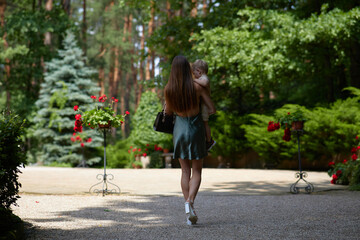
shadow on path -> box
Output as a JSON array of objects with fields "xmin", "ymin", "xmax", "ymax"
[{"xmin": 19, "ymin": 190, "xmax": 360, "ymax": 240}]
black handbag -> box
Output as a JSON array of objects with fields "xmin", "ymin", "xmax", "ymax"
[{"xmin": 153, "ymin": 105, "xmax": 175, "ymax": 134}]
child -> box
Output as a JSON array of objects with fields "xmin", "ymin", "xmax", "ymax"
[{"xmin": 192, "ymin": 59, "xmax": 216, "ymax": 151}]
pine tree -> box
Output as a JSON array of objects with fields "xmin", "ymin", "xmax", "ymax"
[{"xmin": 33, "ymin": 30, "xmax": 102, "ymax": 166}]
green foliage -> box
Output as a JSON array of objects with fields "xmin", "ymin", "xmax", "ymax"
[
  {"xmin": 192, "ymin": 6, "xmax": 360, "ymax": 110},
  {"xmin": 129, "ymin": 91, "xmax": 172, "ymax": 151},
  {"xmin": 106, "ymin": 140, "xmax": 131, "ymax": 168},
  {"xmin": 32, "ymin": 31, "xmax": 102, "ymax": 166},
  {"xmin": 1, "ymin": 5, "xmax": 72, "ymax": 118},
  {"xmin": 242, "ymin": 113, "xmax": 297, "ymax": 167},
  {"xmin": 80, "ymin": 99, "xmax": 126, "ymax": 129},
  {"xmin": 242, "ymin": 96, "xmax": 360, "ymax": 167},
  {"xmin": 0, "ymin": 111, "xmax": 26, "ymax": 210},
  {"xmin": 149, "ymin": 151, "xmax": 164, "ymax": 169},
  {"xmin": 210, "ymin": 111, "xmax": 247, "ymax": 157}
]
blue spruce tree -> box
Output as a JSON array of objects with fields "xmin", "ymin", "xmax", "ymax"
[{"xmin": 34, "ymin": 30, "xmax": 102, "ymax": 166}]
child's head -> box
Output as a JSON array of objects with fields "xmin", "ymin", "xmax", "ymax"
[{"xmin": 192, "ymin": 59, "xmax": 208, "ymax": 78}]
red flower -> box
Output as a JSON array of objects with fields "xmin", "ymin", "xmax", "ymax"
[
  {"xmin": 81, "ymin": 143, "xmax": 85, "ymax": 147},
  {"xmin": 146, "ymin": 144, "xmax": 150, "ymax": 147},
  {"xmin": 328, "ymin": 161, "xmax": 335, "ymax": 167},
  {"xmin": 86, "ymin": 138, "xmax": 92, "ymax": 143},
  {"xmin": 331, "ymin": 179, "xmax": 336, "ymax": 184},
  {"xmin": 75, "ymin": 114, "xmax": 82, "ymax": 120},
  {"xmin": 274, "ymin": 122, "xmax": 280, "ymax": 130},
  {"xmin": 357, "ymin": 146, "xmax": 360, "ymax": 150},
  {"xmin": 351, "ymin": 147, "xmax": 357, "ymax": 153},
  {"xmin": 336, "ymin": 170, "xmax": 342, "ymax": 176},
  {"xmin": 76, "ymin": 136, "xmax": 81, "ymax": 140},
  {"xmin": 145, "ymin": 148, "xmax": 148, "ymax": 151},
  {"xmin": 267, "ymin": 121, "xmax": 276, "ymax": 132},
  {"xmin": 282, "ymin": 128, "xmax": 291, "ymax": 142},
  {"xmin": 343, "ymin": 159, "xmax": 348, "ymax": 164},
  {"xmin": 351, "ymin": 154, "xmax": 357, "ymax": 161},
  {"xmin": 332, "ymin": 174, "xmax": 338, "ymax": 181},
  {"xmin": 115, "ymin": 99, "xmax": 118, "ymax": 103},
  {"xmin": 125, "ymin": 111, "xmax": 130, "ymax": 115},
  {"xmin": 71, "ymin": 137, "xmax": 75, "ymax": 142},
  {"xmin": 90, "ymin": 95, "xmax": 97, "ymax": 99},
  {"xmin": 74, "ymin": 105, "xmax": 79, "ymax": 111},
  {"xmin": 138, "ymin": 149, "xmax": 141, "ymax": 152},
  {"xmin": 287, "ymin": 112, "xmax": 290, "ymax": 115},
  {"xmin": 143, "ymin": 153, "xmax": 147, "ymax": 157},
  {"xmin": 128, "ymin": 150, "xmax": 131, "ymax": 153},
  {"xmin": 130, "ymin": 146, "xmax": 133, "ymax": 148},
  {"xmin": 356, "ymin": 136, "xmax": 359, "ymax": 140},
  {"xmin": 73, "ymin": 133, "xmax": 76, "ymax": 136},
  {"xmin": 132, "ymin": 149, "xmax": 136, "ymax": 152}
]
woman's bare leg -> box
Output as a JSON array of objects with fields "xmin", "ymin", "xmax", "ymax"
[
  {"xmin": 188, "ymin": 159, "xmax": 203, "ymax": 203},
  {"xmin": 179, "ymin": 158, "xmax": 191, "ymax": 201}
]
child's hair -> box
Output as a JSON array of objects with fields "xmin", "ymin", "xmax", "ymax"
[{"xmin": 192, "ymin": 59, "xmax": 208, "ymax": 75}]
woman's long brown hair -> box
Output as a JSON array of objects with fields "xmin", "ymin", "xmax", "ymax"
[{"xmin": 165, "ymin": 56, "xmax": 198, "ymax": 113}]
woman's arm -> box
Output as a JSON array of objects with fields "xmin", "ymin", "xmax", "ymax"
[{"xmin": 195, "ymin": 83, "xmax": 216, "ymax": 115}]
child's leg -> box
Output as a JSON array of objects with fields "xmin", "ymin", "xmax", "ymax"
[{"xmin": 204, "ymin": 121, "xmax": 211, "ymax": 142}]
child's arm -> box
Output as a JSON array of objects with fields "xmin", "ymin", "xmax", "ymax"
[{"xmin": 194, "ymin": 76, "xmax": 210, "ymax": 89}]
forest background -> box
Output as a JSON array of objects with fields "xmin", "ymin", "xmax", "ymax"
[{"xmin": 1, "ymin": 0, "xmax": 360, "ymax": 170}]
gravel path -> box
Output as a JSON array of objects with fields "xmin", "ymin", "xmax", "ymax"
[
  {"xmin": 12, "ymin": 167, "xmax": 360, "ymax": 239},
  {"xmin": 14, "ymin": 191, "xmax": 360, "ymax": 240}
]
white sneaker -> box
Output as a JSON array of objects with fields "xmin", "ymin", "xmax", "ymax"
[{"xmin": 185, "ymin": 201, "xmax": 197, "ymax": 224}]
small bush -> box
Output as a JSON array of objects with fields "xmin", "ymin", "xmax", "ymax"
[
  {"xmin": 106, "ymin": 140, "xmax": 131, "ymax": 168},
  {"xmin": 0, "ymin": 111, "xmax": 27, "ymax": 210},
  {"xmin": 149, "ymin": 151, "xmax": 164, "ymax": 168}
]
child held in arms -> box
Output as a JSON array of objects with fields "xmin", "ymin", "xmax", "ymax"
[{"xmin": 192, "ymin": 59, "xmax": 216, "ymax": 151}]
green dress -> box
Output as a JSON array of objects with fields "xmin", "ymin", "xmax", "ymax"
[{"xmin": 173, "ymin": 113, "xmax": 207, "ymax": 160}]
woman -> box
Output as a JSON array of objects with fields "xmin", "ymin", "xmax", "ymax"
[{"xmin": 165, "ymin": 55, "xmax": 216, "ymax": 225}]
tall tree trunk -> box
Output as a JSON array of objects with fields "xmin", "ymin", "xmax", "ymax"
[
  {"xmin": 0, "ymin": 0, "xmax": 10, "ymax": 110},
  {"xmin": 166, "ymin": 0, "xmax": 172, "ymax": 19},
  {"xmin": 44, "ymin": 0, "xmax": 52, "ymax": 45},
  {"xmin": 136, "ymin": 24, "xmax": 145, "ymax": 107},
  {"xmin": 203, "ymin": 0, "xmax": 207, "ymax": 15},
  {"xmin": 146, "ymin": 1, "xmax": 154, "ymax": 82},
  {"xmin": 82, "ymin": 0, "xmax": 87, "ymax": 56},
  {"xmin": 176, "ymin": 1, "xmax": 183, "ymax": 17},
  {"xmin": 191, "ymin": 0, "xmax": 197, "ymax": 17},
  {"xmin": 62, "ymin": 0, "xmax": 71, "ymax": 15}
]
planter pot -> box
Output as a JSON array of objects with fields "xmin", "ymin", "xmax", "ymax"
[
  {"xmin": 291, "ymin": 121, "xmax": 304, "ymax": 130},
  {"xmin": 163, "ymin": 148, "xmax": 170, "ymax": 153},
  {"xmin": 98, "ymin": 121, "xmax": 111, "ymax": 129}
]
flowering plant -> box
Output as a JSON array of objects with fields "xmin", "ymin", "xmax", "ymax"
[
  {"xmin": 73, "ymin": 94, "xmax": 129, "ymax": 132},
  {"xmin": 267, "ymin": 109, "xmax": 307, "ymax": 142},
  {"xmin": 328, "ymin": 135, "xmax": 360, "ymax": 188},
  {"xmin": 277, "ymin": 109, "xmax": 307, "ymax": 129}
]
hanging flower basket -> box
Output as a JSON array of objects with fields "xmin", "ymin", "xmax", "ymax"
[{"xmin": 73, "ymin": 94, "xmax": 129, "ymax": 132}]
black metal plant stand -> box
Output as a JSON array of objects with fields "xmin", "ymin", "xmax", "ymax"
[
  {"xmin": 89, "ymin": 128, "xmax": 120, "ymax": 196},
  {"xmin": 290, "ymin": 130, "xmax": 314, "ymax": 194}
]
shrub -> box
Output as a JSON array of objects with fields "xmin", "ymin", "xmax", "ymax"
[
  {"xmin": 149, "ymin": 151, "xmax": 164, "ymax": 168},
  {"xmin": 0, "ymin": 111, "xmax": 27, "ymax": 210},
  {"xmin": 328, "ymin": 136, "xmax": 360, "ymax": 189},
  {"xmin": 129, "ymin": 91, "xmax": 172, "ymax": 152},
  {"xmin": 106, "ymin": 140, "xmax": 131, "ymax": 168}
]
